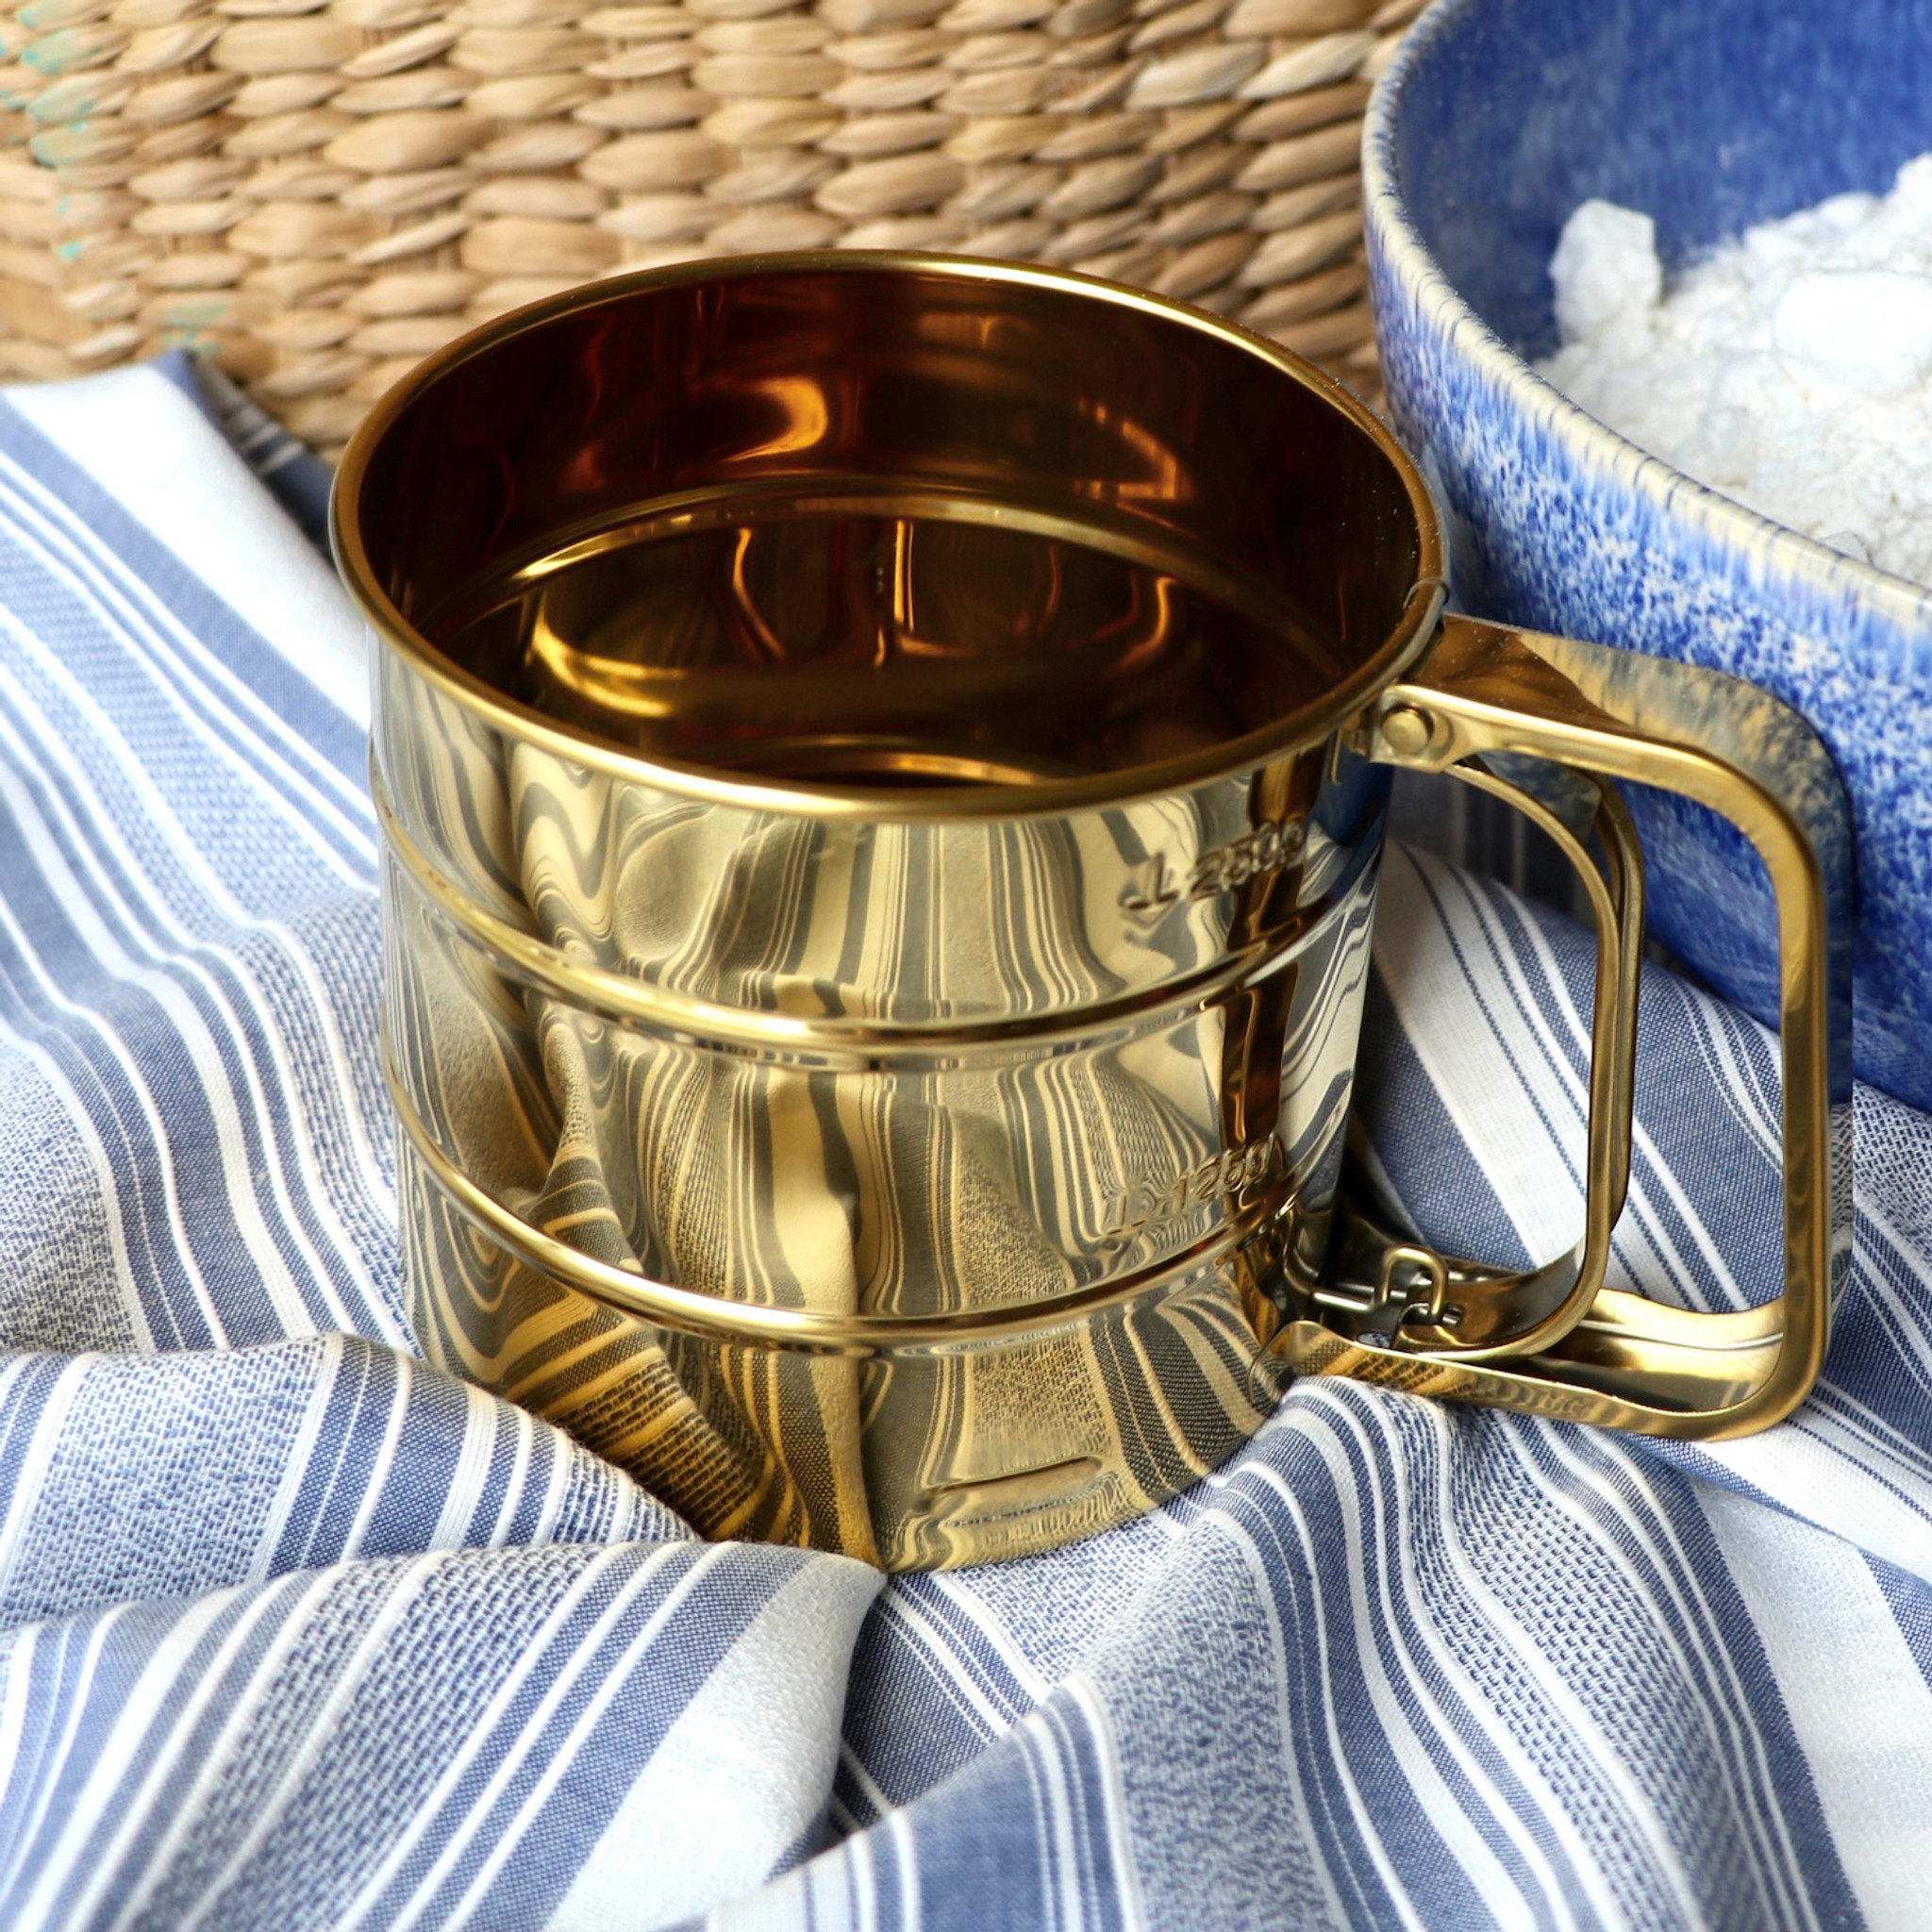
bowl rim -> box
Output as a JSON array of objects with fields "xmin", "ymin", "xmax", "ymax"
[{"xmin": 1360, "ymin": 0, "xmax": 1932, "ymax": 637}]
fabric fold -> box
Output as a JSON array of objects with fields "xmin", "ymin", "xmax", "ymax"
[
  {"xmin": 0, "ymin": 1337, "xmax": 688, "ymax": 1629},
  {"xmin": 0, "ymin": 1540, "xmax": 882, "ymax": 1932}
]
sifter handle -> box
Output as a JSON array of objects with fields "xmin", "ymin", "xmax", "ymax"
[{"xmin": 1286, "ymin": 614, "xmax": 1853, "ymax": 1439}]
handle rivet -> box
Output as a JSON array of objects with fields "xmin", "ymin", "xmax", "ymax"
[{"xmin": 1379, "ymin": 705, "xmax": 1433, "ymax": 757}]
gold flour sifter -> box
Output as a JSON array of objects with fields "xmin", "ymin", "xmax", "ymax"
[{"xmin": 332, "ymin": 252, "xmax": 1853, "ymax": 1572}]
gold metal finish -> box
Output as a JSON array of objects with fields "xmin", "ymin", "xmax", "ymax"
[{"xmin": 334, "ymin": 253, "xmax": 1852, "ymax": 1569}]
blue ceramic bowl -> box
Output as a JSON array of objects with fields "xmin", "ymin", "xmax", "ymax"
[{"xmin": 1364, "ymin": 0, "xmax": 1932, "ymax": 1110}]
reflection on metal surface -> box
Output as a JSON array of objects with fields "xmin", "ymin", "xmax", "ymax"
[
  {"xmin": 336, "ymin": 254, "xmax": 1853, "ymax": 1571},
  {"xmin": 447, "ymin": 506, "xmax": 1345, "ymax": 794},
  {"xmin": 375, "ymin": 717, "xmax": 1380, "ymax": 1567}
]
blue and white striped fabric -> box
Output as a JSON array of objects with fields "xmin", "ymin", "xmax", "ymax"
[{"xmin": 0, "ymin": 358, "xmax": 1926, "ymax": 1932}]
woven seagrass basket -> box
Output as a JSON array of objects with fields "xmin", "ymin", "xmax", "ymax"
[{"xmin": 0, "ymin": 0, "xmax": 1418, "ymax": 459}]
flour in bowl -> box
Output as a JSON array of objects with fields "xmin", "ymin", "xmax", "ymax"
[{"xmin": 1538, "ymin": 157, "xmax": 1932, "ymax": 583}]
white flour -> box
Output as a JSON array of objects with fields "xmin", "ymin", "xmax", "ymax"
[{"xmin": 1537, "ymin": 157, "xmax": 1932, "ymax": 584}]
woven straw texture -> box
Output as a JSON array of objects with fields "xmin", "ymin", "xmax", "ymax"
[{"xmin": 0, "ymin": 0, "xmax": 1420, "ymax": 458}]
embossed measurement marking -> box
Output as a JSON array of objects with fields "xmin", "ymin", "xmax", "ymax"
[
  {"xmin": 1120, "ymin": 820, "xmax": 1306, "ymax": 923},
  {"xmin": 1100, "ymin": 1136, "xmax": 1280, "ymax": 1243}
]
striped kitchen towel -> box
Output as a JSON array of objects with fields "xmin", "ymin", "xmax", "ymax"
[{"xmin": 0, "ymin": 358, "xmax": 1925, "ymax": 1931}]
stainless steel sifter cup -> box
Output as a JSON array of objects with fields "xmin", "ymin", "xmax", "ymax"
[{"xmin": 334, "ymin": 253, "xmax": 1852, "ymax": 1571}]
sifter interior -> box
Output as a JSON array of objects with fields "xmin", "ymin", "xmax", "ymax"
[{"xmin": 334, "ymin": 254, "xmax": 1435, "ymax": 806}]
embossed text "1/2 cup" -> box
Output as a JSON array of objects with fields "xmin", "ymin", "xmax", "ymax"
[{"xmin": 334, "ymin": 254, "xmax": 1852, "ymax": 1572}]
